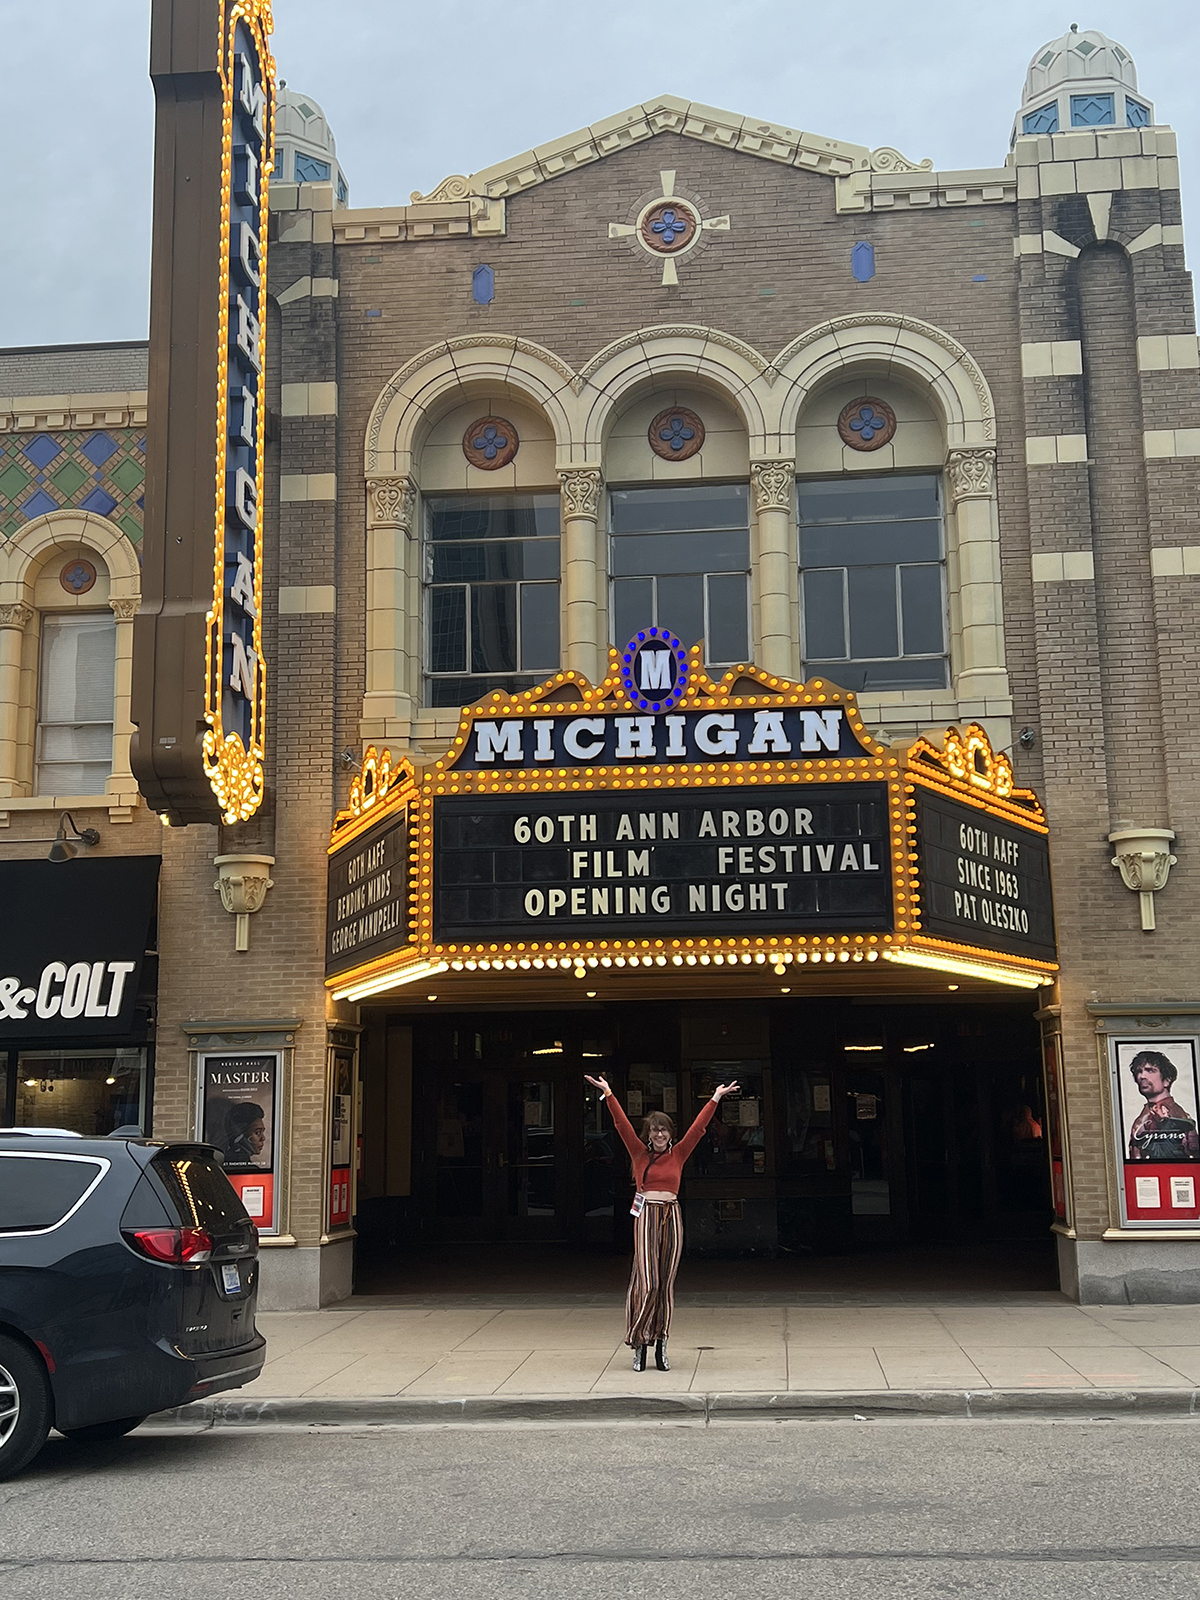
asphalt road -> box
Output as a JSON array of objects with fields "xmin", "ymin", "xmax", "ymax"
[{"xmin": 1, "ymin": 1419, "xmax": 1198, "ymax": 1599}]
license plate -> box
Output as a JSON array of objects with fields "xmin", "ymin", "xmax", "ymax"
[{"xmin": 221, "ymin": 1263, "xmax": 241, "ymax": 1294}]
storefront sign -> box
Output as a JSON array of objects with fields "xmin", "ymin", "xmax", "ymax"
[
  {"xmin": 325, "ymin": 808, "xmax": 410, "ymax": 979},
  {"xmin": 914, "ymin": 788, "xmax": 1056, "ymax": 962},
  {"xmin": 1106, "ymin": 1036, "xmax": 1200, "ymax": 1228},
  {"xmin": 199, "ymin": 1050, "xmax": 281, "ymax": 1232},
  {"xmin": 434, "ymin": 785, "xmax": 890, "ymax": 941},
  {"xmin": 0, "ymin": 858, "xmax": 160, "ymax": 1040},
  {"xmin": 133, "ymin": 0, "xmax": 276, "ymax": 825},
  {"xmin": 326, "ymin": 654, "xmax": 1059, "ymax": 996}
]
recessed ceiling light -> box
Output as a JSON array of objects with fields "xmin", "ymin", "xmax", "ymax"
[
  {"xmin": 947, "ymin": 984, "xmax": 959, "ymax": 991},
  {"xmin": 586, "ymin": 990, "xmax": 597, "ymax": 997},
  {"xmin": 780, "ymin": 986, "xmax": 790, "ymax": 993},
  {"xmin": 427, "ymin": 994, "xmax": 438, "ymax": 1001}
]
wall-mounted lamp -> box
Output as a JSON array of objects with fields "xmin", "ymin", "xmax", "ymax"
[
  {"xmin": 0, "ymin": 812, "xmax": 102, "ymax": 862},
  {"xmin": 49, "ymin": 813, "xmax": 101, "ymax": 863},
  {"xmin": 1109, "ymin": 827, "xmax": 1177, "ymax": 931}
]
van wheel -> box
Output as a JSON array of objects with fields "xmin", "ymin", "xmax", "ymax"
[
  {"xmin": 0, "ymin": 1336, "xmax": 52, "ymax": 1481},
  {"xmin": 60, "ymin": 1415, "xmax": 147, "ymax": 1443}
]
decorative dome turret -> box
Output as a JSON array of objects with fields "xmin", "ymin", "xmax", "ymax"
[
  {"xmin": 274, "ymin": 85, "xmax": 350, "ymax": 206},
  {"xmin": 1013, "ymin": 26, "xmax": 1153, "ymax": 143}
]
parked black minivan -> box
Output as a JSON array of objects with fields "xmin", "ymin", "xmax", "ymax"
[{"xmin": 0, "ymin": 1129, "xmax": 265, "ymax": 1477}]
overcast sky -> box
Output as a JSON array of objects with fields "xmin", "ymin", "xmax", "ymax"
[{"xmin": 1, "ymin": 2, "xmax": 1196, "ymax": 347}]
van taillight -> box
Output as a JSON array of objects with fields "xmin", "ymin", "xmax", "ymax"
[{"xmin": 124, "ymin": 1227, "xmax": 213, "ymax": 1264}]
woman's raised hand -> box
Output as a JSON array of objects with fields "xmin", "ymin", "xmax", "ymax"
[
  {"xmin": 584, "ymin": 1073, "xmax": 611, "ymax": 1095},
  {"xmin": 712, "ymin": 1081, "xmax": 741, "ymax": 1101}
]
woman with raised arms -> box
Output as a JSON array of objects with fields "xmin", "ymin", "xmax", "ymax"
[{"xmin": 584, "ymin": 1071, "xmax": 740, "ymax": 1371}]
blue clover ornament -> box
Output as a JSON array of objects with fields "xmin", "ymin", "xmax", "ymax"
[
  {"xmin": 838, "ymin": 396, "xmax": 896, "ymax": 452},
  {"xmin": 462, "ymin": 415, "xmax": 520, "ymax": 470},
  {"xmin": 652, "ymin": 209, "xmax": 687, "ymax": 245},
  {"xmin": 659, "ymin": 415, "xmax": 695, "ymax": 452},
  {"xmin": 472, "ymin": 425, "xmax": 508, "ymax": 460},
  {"xmin": 850, "ymin": 407, "xmax": 885, "ymax": 442}
]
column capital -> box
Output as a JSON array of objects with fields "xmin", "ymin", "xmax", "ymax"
[
  {"xmin": 946, "ymin": 445, "xmax": 996, "ymax": 503},
  {"xmin": 366, "ymin": 474, "xmax": 417, "ymax": 531},
  {"xmin": 109, "ymin": 597, "xmax": 139, "ymax": 622},
  {"xmin": 557, "ymin": 467, "xmax": 603, "ymax": 519},
  {"xmin": 750, "ymin": 459, "xmax": 796, "ymax": 512},
  {"xmin": 0, "ymin": 602, "xmax": 32, "ymax": 630}
]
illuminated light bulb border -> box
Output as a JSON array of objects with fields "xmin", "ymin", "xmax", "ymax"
[
  {"xmin": 882, "ymin": 947, "xmax": 1051, "ymax": 990},
  {"xmin": 325, "ymin": 674, "xmax": 1057, "ymax": 995}
]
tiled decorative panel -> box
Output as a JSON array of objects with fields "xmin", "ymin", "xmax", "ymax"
[{"xmin": 0, "ymin": 428, "xmax": 145, "ymax": 549}]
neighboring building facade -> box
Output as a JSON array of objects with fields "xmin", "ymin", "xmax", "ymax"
[{"xmin": 6, "ymin": 29, "xmax": 1200, "ymax": 1306}]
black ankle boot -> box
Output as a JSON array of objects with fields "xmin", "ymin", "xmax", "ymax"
[
  {"xmin": 655, "ymin": 1339, "xmax": 670, "ymax": 1372},
  {"xmin": 632, "ymin": 1345, "xmax": 647, "ymax": 1372}
]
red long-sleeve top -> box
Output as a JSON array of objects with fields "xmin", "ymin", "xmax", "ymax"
[{"xmin": 603, "ymin": 1092, "xmax": 718, "ymax": 1196}]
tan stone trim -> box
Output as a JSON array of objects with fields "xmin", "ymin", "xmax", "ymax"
[
  {"xmin": 0, "ymin": 392, "xmax": 147, "ymax": 432},
  {"xmin": 278, "ymin": 585, "xmax": 336, "ymax": 614},
  {"xmin": 1025, "ymin": 434, "xmax": 1088, "ymax": 465},
  {"xmin": 1031, "ymin": 552, "xmax": 1095, "ymax": 582},
  {"xmin": 1137, "ymin": 335, "xmax": 1200, "ymax": 372},
  {"xmin": 1150, "ymin": 546, "xmax": 1200, "ymax": 577},
  {"xmin": 1144, "ymin": 429, "xmax": 1200, "ymax": 459},
  {"xmin": 1021, "ymin": 341, "xmax": 1083, "ymax": 378}
]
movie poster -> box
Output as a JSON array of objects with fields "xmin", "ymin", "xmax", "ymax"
[
  {"xmin": 329, "ymin": 1051, "xmax": 353, "ymax": 1231},
  {"xmin": 1109, "ymin": 1037, "xmax": 1200, "ymax": 1227},
  {"xmin": 200, "ymin": 1052, "xmax": 280, "ymax": 1232}
]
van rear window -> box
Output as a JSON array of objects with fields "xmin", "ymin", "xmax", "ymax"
[
  {"xmin": 151, "ymin": 1151, "xmax": 249, "ymax": 1229},
  {"xmin": 0, "ymin": 1153, "xmax": 105, "ymax": 1232}
]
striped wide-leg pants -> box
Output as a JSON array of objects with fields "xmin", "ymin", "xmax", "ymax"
[{"xmin": 626, "ymin": 1199, "xmax": 683, "ymax": 1348}]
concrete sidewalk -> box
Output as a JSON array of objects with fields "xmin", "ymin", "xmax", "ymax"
[{"xmin": 235, "ymin": 1295, "xmax": 1200, "ymax": 1401}]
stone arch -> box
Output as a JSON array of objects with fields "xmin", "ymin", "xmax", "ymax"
[
  {"xmin": 576, "ymin": 325, "xmax": 771, "ymax": 458},
  {"xmin": 0, "ymin": 508, "xmax": 141, "ymax": 601},
  {"xmin": 364, "ymin": 335, "xmax": 579, "ymax": 478},
  {"xmin": 771, "ymin": 313, "xmax": 996, "ymax": 447},
  {"xmin": 0, "ymin": 510, "xmax": 141, "ymax": 802},
  {"xmin": 772, "ymin": 315, "xmax": 1007, "ymax": 730}
]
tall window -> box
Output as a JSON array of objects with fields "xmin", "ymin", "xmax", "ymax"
[
  {"xmin": 36, "ymin": 613, "xmax": 116, "ymax": 795},
  {"xmin": 610, "ymin": 484, "xmax": 749, "ymax": 665},
  {"xmin": 799, "ymin": 474, "xmax": 947, "ymax": 692},
  {"xmin": 425, "ymin": 493, "xmax": 560, "ymax": 706}
]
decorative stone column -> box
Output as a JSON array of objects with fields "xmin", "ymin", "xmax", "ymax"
[
  {"xmin": 107, "ymin": 596, "xmax": 139, "ymax": 804},
  {"xmin": 364, "ymin": 475, "xmax": 416, "ymax": 735},
  {"xmin": 0, "ymin": 602, "xmax": 32, "ymax": 798},
  {"xmin": 558, "ymin": 468, "xmax": 603, "ymax": 683},
  {"xmin": 213, "ymin": 853, "xmax": 276, "ymax": 951},
  {"xmin": 750, "ymin": 460, "xmax": 797, "ymax": 678},
  {"xmin": 946, "ymin": 446, "xmax": 1009, "ymax": 704}
]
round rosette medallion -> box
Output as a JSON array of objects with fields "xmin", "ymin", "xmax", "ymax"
[
  {"xmin": 59, "ymin": 558, "xmax": 97, "ymax": 595},
  {"xmin": 462, "ymin": 416, "xmax": 520, "ymax": 470},
  {"xmin": 621, "ymin": 628, "xmax": 689, "ymax": 714},
  {"xmin": 837, "ymin": 397, "xmax": 897, "ymax": 452},
  {"xmin": 648, "ymin": 406, "xmax": 705, "ymax": 462},
  {"xmin": 640, "ymin": 200, "xmax": 699, "ymax": 255}
]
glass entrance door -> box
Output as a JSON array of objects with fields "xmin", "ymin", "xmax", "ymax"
[{"xmin": 433, "ymin": 1069, "xmax": 567, "ymax": 1241}]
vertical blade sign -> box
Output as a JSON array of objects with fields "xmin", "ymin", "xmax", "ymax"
[
  {"xmin": 132, "ymin": 1, "xmax": 276, "ymax": 827},
  {"xmin": 204, "ymin": 7, "xmax": 275, "ymax": 823}
]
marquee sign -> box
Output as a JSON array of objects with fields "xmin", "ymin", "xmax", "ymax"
[
  {"xmin": 326, "ymin": 652, "xmax": 1058, "ymax": 999},
  {"xmin": 133, "ymin": 1, "xmax": 276, "ymax": 826}
]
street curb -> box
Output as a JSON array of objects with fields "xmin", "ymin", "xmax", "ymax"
[{"xmin": 151, "ymin": 1387, "xmax": 1200, "ymax": 1429}]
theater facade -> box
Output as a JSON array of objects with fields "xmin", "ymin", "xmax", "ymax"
[{"xmin": 9, "ymin": 22, "xmax": 1200, "ymax": 1306}]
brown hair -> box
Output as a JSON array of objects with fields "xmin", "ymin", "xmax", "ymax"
[{"xmin": 640, "ymin": 1111, "xmax": 675, "ymax": 1143}]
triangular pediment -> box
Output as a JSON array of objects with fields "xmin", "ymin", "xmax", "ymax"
[{"xmin": 407, "ymin": 94, "xmax": 929, "ymax": 207}]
